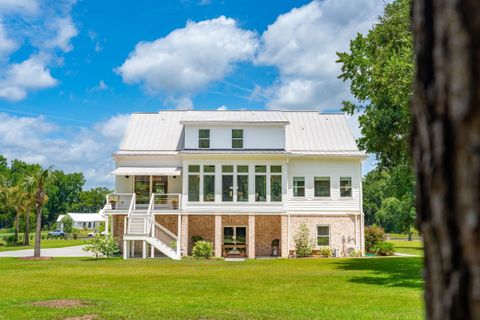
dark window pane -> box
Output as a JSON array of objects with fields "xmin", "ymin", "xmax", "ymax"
[
  {"xmin": 236, "ymin": 227, "xmax": 246, "ymax": 244},
  {"xmin": 222, "ymin": 165, "xmax": 233, "ymax": 173},
  {"xmin": 188, "ymin": 175, "xmax": 200, "ymax": 202},
  {"xmin": 271, "ymin": 175, "xmax": 282, "ymax": 202},
  {"xmin": 199, "ymin": 139, "xmax": 210, "ymax": 148},
  {"xmin": 237, "ymin": 175, "xmax": 248, "ymax": 202},
  {"xmin": 255, "ymin": 175, "xmax": 266, "ymax": 202},
  {"xmin": 237, "ymin": 165, "xmax": 248, "ymax": 173},
  {"xmin": 317, "ymin": 237, "xmax": 329, "ymax": 246},
  {"xmin": 134, "ymin": 176, "xmax": 150, "ymax": 204},
  {"xmin": 314, "ymin": 177, "xmax": 330, "ymax": 197},
  {"xmin": 152, "ymin": 176, "xmax": 168, "ymax": 194},
  {"xmin": 204, "ymin": 165, "xmax": 215, "ymax": 173},
  {"xmin": 232, "ymin": 139, "xmax": 243, "ymax": 148},
  {"xmin": 232, "ymin": 129, "xmax": 243, "ymax": 138},
  {"xmin": 203, "ymin": 175, "xmax": 215, "ymax": 202},
  {"xmin": 318, "ymin": 226, "xmax": 329, "ymax": 236},
  {"xmin": 199, "ymin": 129, "xmax": 210, "ymax": 138},
  {"xmin": 255, "ymin": 165, "xmax": 266, "ymax": 173},
  {"xmin": 270, "ymin": 165, "xmax": 282, "ymax": 173},
  {"xmin": 222, "ymin": 175, "xmax": 233, "ymax": 201},
  {"xmin": 188, "ymin": 165, "xmax": 200, "ymax": 173},
  {"xmin": 293, "ymin": 177, "xmax": 305, "ymax": 197},
  {"xmin": 223, "ymin": 227, "xmax": 234, "ymax": 244}
]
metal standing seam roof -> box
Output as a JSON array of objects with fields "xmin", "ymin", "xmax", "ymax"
[
  {"xmin": 66, "ymin": 213, "xmax": 105, "ymax": 222},
  {"xmin": 118, "ymin": 110, "xmax": 363, "ymax": 155}
]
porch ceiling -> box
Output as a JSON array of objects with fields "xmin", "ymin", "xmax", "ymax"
[{"xmin": 111, "ymin": 166, "xmax": 182, "ymax": 176}]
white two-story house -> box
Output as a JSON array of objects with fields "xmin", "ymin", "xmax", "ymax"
[{"xmin": 103, "ymin": 110, "xmax": 366, "ymax": 259}]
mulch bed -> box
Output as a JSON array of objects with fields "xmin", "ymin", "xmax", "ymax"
[{"xmin": 32, "ymin": 299, "xmax": 88, "ymax": 308}]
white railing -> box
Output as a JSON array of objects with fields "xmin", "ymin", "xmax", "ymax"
[
  {"xmin": 151, "ymin": 219, "xmax": 179, "ymax": 253},
  {"xmin": 106, "ymin": 193, "xmax": 135, "ymax": 211},
  {"xmin": 151, "ymin": 193, "xmax": 182, "ymax": 211}
]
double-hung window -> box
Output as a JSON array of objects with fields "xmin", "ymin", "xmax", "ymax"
[
  {"xmin": 188, "ymin": 165, "xmax": 200, "ymax": 202},
  {"xmin": 314, "ymin": 177, "xmax": 330, "ymax": 197},
  {"xmin": 203, "ymin": 165, "xmax": 215, "ymax": 202},
  {"xmin": 317, "ymin": 226, "xmax": 330, "ymax": 246},
  {"xmin": 293, "ymin": 177, "xmax": 305, "ymax": 197},
  {"xmin": 340, "ymin": 177, "xmax": 352, "ymax": 197},
  {"xmin": 255, "ymin": 165, "xmax": 267, "ymax": 202},
  {"xmin": 198, "ymin": 129, "xmax": 210, "ymax": 148},
  {"xmin": 222, "ymin": 165, "xmax": 234, "ymax": 202},
  {"xmin": 270, "ymin": 165, "xmax": 282, "ymax": 202},
  {"xmin": 232, "ymin": 129, "xmax": 243, "ymax": 148}
]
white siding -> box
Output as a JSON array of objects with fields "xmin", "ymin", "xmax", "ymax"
[
  {"xmin": 287, "ymin": 158, "xmax": 361, "ymax": 212},
  {"xmin": 184, "ymin": 125, "xmax": 285, "ymax": 150}
]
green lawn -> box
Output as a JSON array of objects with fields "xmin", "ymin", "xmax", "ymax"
[
  {"xmin": 0, "ymin": 239, "xmax": 86, "ymax": 252},
  {"xmin": 0, "ymin": 257, "xmax": 424, "ymax": 320},
  {"xmin": 391, "ymin": 240, "xmax": 424, "ymax": 256}
]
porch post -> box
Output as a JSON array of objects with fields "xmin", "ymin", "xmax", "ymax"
[
  {"xmin": 142, "ymin": 241, "xmax": 147, "ymax": 259},
  {"xmin": 214, "ymin": 215, "xmax": 222, "ymax": 257},
  {"xmin": 130, "ymin": 240, "xmax": 135, "ymax": 257},
  {"xmin": 280, "ymin": 215, "xmax": 288, "ymax": 258},
  {"xmin": 150, "ymin": 242, "xmax": 155, "ymax": 258},
  {"xmin": 123, "ymin": 240, "xmax": 127, "ymax": 259},
  {"xmin": 181, "ymin": 214, "xmax": 189, "ymax": 256},
  {"xmin": 248, "ymin": 215, "xmax": 255, "ymax": 259},
  {"xmin": 105, "ymin": 215, "xmax": 109, "ymax": 236}
]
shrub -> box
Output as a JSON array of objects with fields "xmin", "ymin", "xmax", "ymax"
[
  {"xmin": 83, "ymin": 234, "xmax": 120, "ymax": 259},
  {"xmin": 4, "ymin": 235, "xmax": 19, "ymax": 246},
  {"xmin": 192, "ymin": 240, "xmax": 214, "ymax": 259},
  {"xmin": 349, "ymin": 249, "xmax": 363, "ymax": 257},
  {"xmin": 372, "ymin": 242, "xmax": 395, "ymax": 256},
  {"xmin": 319, "ymin": 247, "xmax": 333, "ymax": 257},
  {"xmin": 294, "ymin": 223, "xmax": 313, "ymax": 257},
  {"xmin": 365, "ymin": 226, "xmax": 386, "ymax": 253},
  {"xmin": 191, "ymin": 235, "xmax": 204, "ymax": 245},
  {"xmin": 169, "ymin": 240, "xmax": 177, "ymax": 250}
]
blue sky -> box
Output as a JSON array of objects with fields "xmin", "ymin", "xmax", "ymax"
[{"xmin": 0, "ymin": 0, "xmax": 385, "ymax": 188}]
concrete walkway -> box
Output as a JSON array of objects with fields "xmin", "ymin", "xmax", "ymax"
[{"xmin": 0, "ymin": 245, "xmax": 95, "ymax": 257}]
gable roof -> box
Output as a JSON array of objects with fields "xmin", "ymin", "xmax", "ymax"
[
  {"xmin": 117, "ymin": 110, "xmax": 363, "ymax": 156},
  {"xmin": 67, "ymin": 213, "xmax": 104, "ymax": 222}
]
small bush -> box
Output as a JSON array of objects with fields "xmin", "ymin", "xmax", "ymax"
[
  {"xmin": 294, "ymin": 223, "xmax": 313, "ymax": 257},
  {"xmin": 191, "ymin": 235, "xmax": 204, "ymax": 245},
  {"xmin": 169, "ymin": 240, "xmax": 177, "ymax": 250},
  {"xmin": 372, "ymin": 242, "xmax": 395, "ymax": 256},
  {"xmin": 83, "ymin": 234, "xmax": 120, "ymax": 259},
  {"xmin": 192, "ymin": 240, "xmax": 214, "ymax": 259},
  {"xmin": 319, "ymin": 247, "xmax": 333, "ymax": 257},
  {"xmin": 349, "ymin": 249, "xmax": 363, "ymax": 257},
  {"xmin": 365, "ymin": 226, "xmax": 386, "ymax": 253},
  {"xmin": 4, "ymin": 235, "xmax": 19, "ymax": 246}
]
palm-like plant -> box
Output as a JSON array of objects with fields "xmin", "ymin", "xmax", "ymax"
[{"xmin": 25, "ymin": 166, "xmax": 54, "ymax": 257}]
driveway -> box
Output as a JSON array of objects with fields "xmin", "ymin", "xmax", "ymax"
[{"xmin": 0, "ymin": 245, "xmax": 95, "ymax": 257}]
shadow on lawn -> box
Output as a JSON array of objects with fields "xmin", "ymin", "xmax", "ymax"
[{"xmin": 334, "ymin": 257, "xmax": 424, "ymax": 289}]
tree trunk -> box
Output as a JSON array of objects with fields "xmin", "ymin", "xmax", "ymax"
[
  {"xmin": 33, "ymin": 205, "xmax": 42, "ymax": 257},
  {"xmin": 14, "ymin": 213, "xmax": 19, "ymax": 244},
  {"xmin": 411, "ymin": 0, "xmax": 480, "ymax": 319},
  {"xmin": 24, "ymin": 208, "xmax": 30, "ymax": 246}
]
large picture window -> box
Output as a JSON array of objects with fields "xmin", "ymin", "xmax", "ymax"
[
  {"xmin": 203, "ymin": 165, "xmax": 215, "ymax": 202},
  {"xmin": 232, "ymin": 129, "xmax": 243, "ymax": 148},
  {"xmin": 317, "ymin": 226, "xmax": 330, "ymax": 246},
  {"xmin": 314, "ymin": 177, "xmax": 330, "ymax": 197},
  {"xmin": 237, "ymin": 165, "xmax": 248, "ymax": 202},
  {"xmin": 293, "ymin": 177, "xmax": 305, "ymax": 197},
  {"xmin": 270, "ymin": 165, "xmax": 282, "ymax": 202},
  {"xmin": 255, "ymin": 165, "xmax": 266, "ymax": 202},
  {"xmin": 198, "ymin": 129, "xmax": 210, "ymax": 148},
  {"xmin": 134, "ymin": 176, "xmax": 150, "ymax": 205},
  {"xmin": 188, "ymin": 165, "xmax": 200, "ymax": 202},
  {"xmin": 340, "ymin": 177, "xmax": 352, "ymax": 197},
  {"xmin": 222, "ymin": 165, "xmax": 233, "ymax": 202}
]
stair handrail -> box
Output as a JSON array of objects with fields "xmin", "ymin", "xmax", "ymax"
[
  {"xmin": 146, "ymin": 193, "xmax": 155, "ymax": 235},
  {"xmin": 152, "ymin": 219, "xmax": 178, "ymax": 240},
  {"xmin": 126, "ymin": 193, "xmax": 136, "ymax": 234}
]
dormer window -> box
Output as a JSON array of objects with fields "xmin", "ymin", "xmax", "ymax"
[
  {"xmin": 198, "ymin": 129, "xmax": 210, "ymax": 148},
  {"xmin": 232, "ymin": 129, "xmax": 243, "ymax": 148}
]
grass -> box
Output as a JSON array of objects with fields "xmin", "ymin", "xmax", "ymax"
[
  {"xmin": 0, "ymin": 239, "xmax": 86, "ymax": 252},
  {"xmin": 391, "ymin": 240, "xmax": 424, "ymax": 256},
  {"xmin": 0, "ymin": 257, "xmax": 424, "ymax": 320}
]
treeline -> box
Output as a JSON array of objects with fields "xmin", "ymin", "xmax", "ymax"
[{"xmin": 0, "ymin": 155, "xmax": 112, "ymax": 241}]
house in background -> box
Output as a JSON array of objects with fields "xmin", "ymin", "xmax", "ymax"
[
  {"xmin": 57, "ymin": 213, "xmax": 105, "ymax": 230},
  {"xmin": 102, "ymin": 110, "xmax": 366, "ymax": 259}
]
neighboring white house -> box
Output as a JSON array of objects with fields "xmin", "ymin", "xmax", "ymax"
[
  {"xmin": 103, "ymin": 110, "xmax": 366, "ymax": 260},
  {"xmin": 57, "ymin": 213, "xmax": 105, "ymax": 230}
]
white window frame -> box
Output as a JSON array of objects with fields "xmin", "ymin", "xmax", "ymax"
[
  {"xmin": 316, "ymin": 225, "xmax": 330, "ymax": 247},
  {"xmin": 314, "ymin": 176, "xmax": 331, "ymax": 198},
  {"xmin": 340, "ymin": 177, "xmax": 352, "ymax": 198},
  {"xmin": 232, "ymin": 129, "xmax": 243, "ymax": 149},
  {"xmin": 293, "ymin": 176, "xmax": 305, "ymax": 198},
  {"xmin": 198, "ymin": 129, "xmax": 210, "ymax": 149}
]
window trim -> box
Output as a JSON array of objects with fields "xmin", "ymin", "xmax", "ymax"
[
  {"xmin": 198, "ymin": 129, "xmax": 210, "ymax": 149},
  {"xmin": 314, "ymin": 176, "xmax": 331, "ymax": 198},
  {"xmin": 316, "ymin": 225, "xmax": 330, "ymax": 247},
  {"xmin": 292, "ymin": 176, "xmax": 305, "ymax": 198}
]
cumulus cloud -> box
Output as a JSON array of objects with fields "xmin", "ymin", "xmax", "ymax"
[
  {"xmin": 0, "ymin": 112, "xmax": 130, "ymax": 188},
  {"xmin": 0, "ymin": 0, "xmax": 78, "ymax": 101},
  {"xmin": 255, "ymin": 0, "xmax": 385, "ymax": 110},
  {"xmin": 117, "ymin": 16, "xmax": 258, "ymax": 95}
]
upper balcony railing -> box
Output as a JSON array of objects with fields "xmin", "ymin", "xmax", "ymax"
[
  {"xmin": 105, "ymin": 193, "xmax": 181, "ymax": 212},
  {"xmin": 151, "ymin": 193, "xmax": 182, "ymax": 211},
  {"xmin": 105, "ymin": 193, "xmax": 135, "ymax": 211}
]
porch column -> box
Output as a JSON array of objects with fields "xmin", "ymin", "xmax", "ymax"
[
  {"xmin": 105, "ymin": 215, "xmax": 109, "ymax": 236},
  {"xmin": 181, "ymin": 215, "xmax": 189, "ymax": 256},
  {"xmin": 123, "ymin": 240, "xmax": 127, "ymax": 259},
  {"xmin": 142, "ymin": 241, "xmax": 147, "ymax": 259},
  {"xmin": 214, "ymin": 215, "xmax": 222, "ymax": 257},
  {"xmin": 280, "ymin": 215, "xmax": 288, "ymax": 258},
  {"xmin": 248, "ymin": 215, "xmax": 255, "ymax": 259}
]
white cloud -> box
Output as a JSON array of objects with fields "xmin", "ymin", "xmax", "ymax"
[
  {"xmin": 0, "ymin": 112, "xmax": 130, "ymax": 188},
  {"xmin": 217, "ymin": 105, "xmax": 227, "ymax": 110},
  {"xmin": 0, "ymin": 0, "xmax": 39, "ymax": 15},
  {"xmin": 88, "ymin": 80, "xmax": 108, "ymax": 92},
  {"xmin": 117, "ymin": 16, "xmax": 258, "ymax": 95},
  {"xmin": 43, "ymin": 16, "xmax": 78, "ymax": 52},
  {"xmin": 256, "ymin": 0, "xmax": 385, "ymax": 110},
  {"xmin": 0, "ymin": 22, "xmax": 17, "ymax": 58}
]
